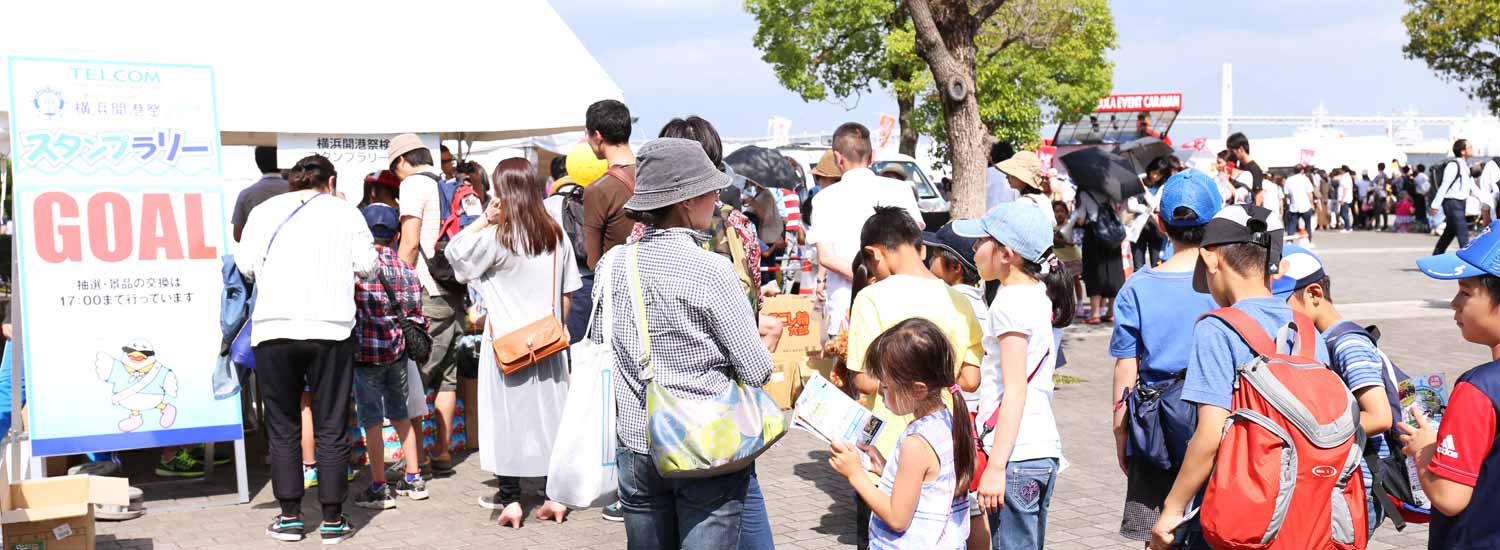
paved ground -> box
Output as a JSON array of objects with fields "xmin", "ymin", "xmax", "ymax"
[{"xmin": 92, "ymin": 230, "xmax": 1479, "ymax": 549}]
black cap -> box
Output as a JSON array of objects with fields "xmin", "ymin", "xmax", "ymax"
[
  {"xmin": 1193, "ymin": 204, "xmax": 1286, "ymax": 292},
  {"xmin": 922, "ymin": 223, "xmax": 979, "ymax": 274}
]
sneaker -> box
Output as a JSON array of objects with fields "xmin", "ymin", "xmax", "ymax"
[
  {"xmin": 430, "ymin": 457, "xmax": 455, "ymax": 477},
  {"xmin": 188, "ymin": 444, "xmax": 233, "ymax": 466},
  {"xmin": 303, "ymin": 465, "xmax": 319, "ymax": 489},
  {"xmin": 477, "ymin": 490, "xmax": 507, "ymax": 510},
  {"xmin": 353, "ymin": 484, "xmax": 397, "ymax": 510},
  {"xmin": 600, "ymin": 501, "xmax": 624, "ymax": 522},
  {"xmin": 319, "ymin": 515, "xmax": 355, "ymax": 545},
  {"xmin": 347, "ymin": 467, "xmax": 358, "ymax": 482},
  {"xmin": 266, "ymin": 515, "xmax": 305, "ymax": 542},
  {"xmin": 155, "ymin": 450, "xmax": 205, "ymax": 478},
  {"xmin": 394, "ymin": 476, "xmax": 428, "ymax": 500}
]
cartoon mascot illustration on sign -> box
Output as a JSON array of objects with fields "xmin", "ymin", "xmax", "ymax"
[{"xmin": 95, "ymin": 339, "xmax": 179, "ymax": 432}]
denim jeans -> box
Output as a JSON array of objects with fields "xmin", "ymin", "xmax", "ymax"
[
  {"xmin": 567, "ymin": 272, "xmax": 595, "ymax": 344},
  {"xmin": 1339, "ymin": 203, "xmax": 1352, "ymax": 229},
  {"xmin": 739, "ymin": 466, "xmax": 775, "ymax": 550},
  {"xmin": 987, "ymin": 457, "xmax": 1059, "ymax": 550},
  {"xmin": 617, "ymin": 447, "xmax": 750, "ymax": 550},
  {"xmin": 1435, "ymin": 198, "xmax": 1470, "ymax": 254}
]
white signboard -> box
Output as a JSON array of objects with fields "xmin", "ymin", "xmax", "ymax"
[
  {"xmin": 277, "ymin": 133, "xmax": 441, "ymax": 202},
  {"xmin": 6, "ymin": 57, "xmax": 240, "ymax": 456}
]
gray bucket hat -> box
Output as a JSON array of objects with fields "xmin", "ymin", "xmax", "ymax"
[{"xmin": 625, "ymin": 137, "xmax": 732, "ymax": 211}]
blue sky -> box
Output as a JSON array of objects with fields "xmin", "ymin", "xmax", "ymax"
[{"xmin": 553, "ymin": 0, "xmax": 1479, "ymax": 142}]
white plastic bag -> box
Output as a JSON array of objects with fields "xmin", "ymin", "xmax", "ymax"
[{"xmin": 546, "ymin": 262, "xmax": 618, "ymax": 509}]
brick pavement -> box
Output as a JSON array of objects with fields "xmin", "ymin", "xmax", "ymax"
[{"xmin": 93, "ymin": 230, "xmax": 1475, "ymax": 549}]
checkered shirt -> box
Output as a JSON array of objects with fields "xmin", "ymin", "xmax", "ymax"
[
  {"xmin": 593, "ymin": 228, "xmax": 774, "ymax": 453},
  {"xmin": 354, "ymin": 246, "xmax": 427, "ymax": 364}
]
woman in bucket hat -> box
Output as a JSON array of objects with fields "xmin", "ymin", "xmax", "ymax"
[{"xmin": 593, "ymin": 138, "xmax": 776, "ymax": 549}]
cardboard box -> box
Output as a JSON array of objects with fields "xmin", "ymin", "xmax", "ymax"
[
  {"xmin": 761, "ymin": 295, "xmax": 822, "ymax": 355},
  {"xmin": 3, "ymin": 475, "xmax": 129, "ymax": 550},
  {"xmin": 803, "ymin": 356, "xmax": 834, "ymax": 383},
  {"xmin": 763, "ymin": 355, "xmax": 804, "ymax": 410}
]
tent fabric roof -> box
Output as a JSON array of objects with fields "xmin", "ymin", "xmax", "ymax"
[{"xmin": 0, "ymin": 0, "xmax": 621, "ymax": 145}]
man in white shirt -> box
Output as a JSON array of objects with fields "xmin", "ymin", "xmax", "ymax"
[
  {"xmin": 1337, "ymin": 167, "xmax": 1356, "ymax": 232},
  {"xmin": 387, "ymin": 134, "xmax": 461, "ymax": 475},
  {"xmin": 1283, "ymin": 166, "xmax": 1317, "ymax": 246},
  {"xmin": 805, "ymin": 122, "xmax": 925, "ymax": 336},
  {"xmin": 1433, "ymin": 139, "xmax": 1482, "ymax": 254}
]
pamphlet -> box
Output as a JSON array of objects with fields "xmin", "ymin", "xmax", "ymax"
[
  {"xmin": 792, "ymin": 373, "xmax": 885, "ymax": 447},
  {"xmin": 1399, "ymin": 372, "xmax": 1450, "ymax": 509}
]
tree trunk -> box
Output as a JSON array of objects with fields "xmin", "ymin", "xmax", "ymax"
[
  {"xmin": 896, "ymin": 92, "xmax": 918, "ymax": 157},
  {"xmin": 905, "ymin": 0, "xmax": 989, "ymax": 219}
]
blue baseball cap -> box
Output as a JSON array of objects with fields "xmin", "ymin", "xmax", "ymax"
[
  {"xmin": 1273, "ymin": 244, "xmax": 1326, "ymax": 300},
  {"xmin": 362, "ymin": 204, "xmax": 400, "ymax": 240},
  {"xmin": 1418, "ymin": 220, "xmax": 1500, "ymax": 279},
  {"xmin": 951, "ymin": 202, "xmax": 1053, "ymax": 264},
  {"xmin": 1160, "ymin": 168, "xmax": 1223, "ymax": 227}
]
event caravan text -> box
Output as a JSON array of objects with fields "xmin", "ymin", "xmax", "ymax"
[{"xmin": 32, "ymin": 191, "xmax": 218, "ymax": 263}]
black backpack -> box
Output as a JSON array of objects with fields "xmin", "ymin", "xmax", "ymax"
[
  {"xmin": 551, "ymin": 182, "xmax": 589, "ymax": 272},
  {"xmin": 1434, "ymin": 160, "xmax": 1462, "ymax": 199},
  {"xmin": 413, "ymin": 172, "xmax": 468, "ymax": 297},
  {"xmin": 1091, "ymin": 202, "xmax": 1126, "ymax": 243}
]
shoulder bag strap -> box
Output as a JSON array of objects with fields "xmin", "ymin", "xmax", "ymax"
[
  {"xmin": 981, "ymin": 347, "xmax": 1053, "ymax": 432},
  {"xmin": 628, "ymin": 244, "xmax": 653, "ymax": 380},
  {"xmin": 264, "ymin": 193, "xmax": 322, "ymax": 257},
  {"xmin": 255, "ymin": 194, "xmax": 323, "ymax": 295},
  {"xmin": 373, "ymin": 265, "xmax": 411, "ymax": 325},
  {"xmin": 483, "ymin": 237, "xmax": 564, "ymax": 336}
]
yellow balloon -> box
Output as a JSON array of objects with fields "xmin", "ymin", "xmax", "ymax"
[{"xmin": 565, "ymin": 142, "xmax": 608, "ymax": 187}]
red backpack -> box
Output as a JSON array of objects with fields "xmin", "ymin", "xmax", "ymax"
[{"xmin": 1198, "ymin": 308, "xmax": 1368, "ymax": 550}]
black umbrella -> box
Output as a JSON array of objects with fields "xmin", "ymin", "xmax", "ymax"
[
  {"xmin": 1058, "ymin": 147, "xmax": 1143, "ymax": 202},
  {"xmin": 1118, "ymin": 137, "xmax": 1176, "ymax": 173},
  {"xmin": 725, "ymin": 146, "xmax": 801, "ymax": 189}
]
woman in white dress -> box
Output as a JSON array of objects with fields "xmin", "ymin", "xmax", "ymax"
[{"xmin": 445, "ymin": 157, "xmax": 581, "ymax": 528}]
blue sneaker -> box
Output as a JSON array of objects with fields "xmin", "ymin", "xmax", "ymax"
[{"xmin": 266, "ymin": 515, "xmax": 305, "ymax": 542}]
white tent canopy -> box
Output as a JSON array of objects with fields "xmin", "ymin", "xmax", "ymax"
[{"xmin": 0, "ymin": 0, "xmax": 621, "ymax": 145}]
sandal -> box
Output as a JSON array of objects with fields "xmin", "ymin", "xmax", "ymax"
[{"xmin": 1083, "ymin": 317, "xmax": 1102, "ymax": 325}]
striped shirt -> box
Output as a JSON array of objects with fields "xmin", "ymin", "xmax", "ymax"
[
  {"xmin": 1327, "ymin": 323, "xmax": 1386, "ymax": 393},
  {"xmin": 594, "ymin": 228, "xmax": 774, "ymax": 453}
]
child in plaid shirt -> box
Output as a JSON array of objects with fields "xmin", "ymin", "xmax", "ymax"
[{"xmin": 352, "ymin": 205, "xmax": 429, "ymax": 510}]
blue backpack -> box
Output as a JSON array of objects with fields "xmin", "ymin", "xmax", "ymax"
[{"xmin": 1323, "ymin": 322, "xmax": 1430, "ymax": 532}]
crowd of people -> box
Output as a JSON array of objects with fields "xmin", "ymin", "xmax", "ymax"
[{"xmin": 49, "ymin": 97, "xmax": 1492, "ymax": 550}]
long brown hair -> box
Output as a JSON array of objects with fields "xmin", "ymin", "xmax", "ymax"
[
  {"xmin": 864, "ymin": 318, "xmax": 976, "ymax": 492},
  {"xmin": 491, "ymin": 157, "xmax": 562, "ymax": 256}
]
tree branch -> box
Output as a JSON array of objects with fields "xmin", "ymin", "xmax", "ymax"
[
  {"xmin": 982, "ymin": 35, "xmax": 1022, "ymax": 64},
  {"xmin": 974, "ymin": 0, "xmax": 1008, "ymax": 23},
  {"xmin": 904, "ymin": 0, "xmax": 957, "ymax": 70}
]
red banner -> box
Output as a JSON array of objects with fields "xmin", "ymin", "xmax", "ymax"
[{"xmin": 1037, "ymin": 145, "xmax": 1057, "ymax": 172}]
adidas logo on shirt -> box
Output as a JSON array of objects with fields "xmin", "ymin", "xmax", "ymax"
[{"xmin": 1438, "ymin": 434, "xmax": 1459, "ymax": 459}]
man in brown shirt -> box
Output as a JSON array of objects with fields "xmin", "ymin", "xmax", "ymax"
[{"xmin": 582, "ymin": 99, "xmax": 637, "ymax": 271}]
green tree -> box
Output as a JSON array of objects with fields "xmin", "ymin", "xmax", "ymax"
[
  {"xmin": 912, "ymin": 0, "xmax": 1114, "ymax": 166},
  {"xmin": 745, "ymin": 0, "xmax": 926, "ymax": 155},
  {"xmin": 1403, "ymin": 0, "xmax": 1500, "ymax": 114},
  {"xmin": 907, "ymin": 0, "xmax": 1115, "ymax": 217}
]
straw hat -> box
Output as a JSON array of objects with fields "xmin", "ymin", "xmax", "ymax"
[{"xmin": 997, "ymin": 151, "xmax": 1043, "ymax": 191}]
